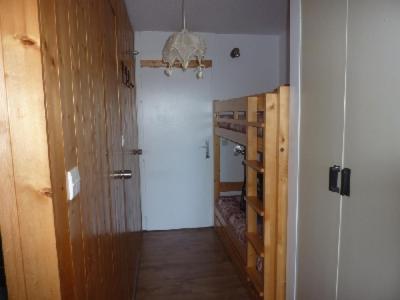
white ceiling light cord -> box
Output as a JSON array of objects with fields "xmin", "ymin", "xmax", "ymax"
[{"xmin": 182, "ymin": 0, "xmax": 186, "ymax": 30}]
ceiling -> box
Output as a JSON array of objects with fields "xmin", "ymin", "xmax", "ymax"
[{"xmin": 124, "ymin": 0, "xmax": 289, "ymax": 35}]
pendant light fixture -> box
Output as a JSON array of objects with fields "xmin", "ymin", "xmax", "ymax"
[{"xmin": 162, "ymin": 0, "xmax": 207, "ymax": 79}]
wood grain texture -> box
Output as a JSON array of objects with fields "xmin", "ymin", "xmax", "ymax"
[
  {"xmin": 213, "ymin": 101, "xmax": 221, "ymax": 204},
  {"xmin": 215, "ymin": 118, "xmax": 265, "ymax": 128},
  {"xmin": 213, "ymin": 87, "xmax": 289, "ymax": 299},
  {"xmin": 137, "ymin": 228, "xmax": 251, "ymax": 300},
  {"xmin": 37, "ymin": 0, "xmax": 78, "ymax": 298},
  {"xmin": 276, "ymin": 86, "xmax": 289, "ymax": 300},
  {"xmin": 140, "ymin": 59, "xmax": 213, "ymax": 69},
  {"xmin": 0, "ymin": 26, "xmax": 27, "ymax": 300},
  {"xmin": 246, "ymin": 96, "xmax": 258, "ymax": 272},
  {"xmin": 117, "ymin": 0, "xmax": 143, "ymax": 297},
  {"xmin": 214, "ymin": 98, "xmax": 247, "ymax": 113},
  {"xmin": 0, "ymin": 0, "xmax": 142, "ymax": 298},
  {"xmin": 219, "ymin": 182, "xmax": 243, "ymax": 192},
  {"xmin": 215, "ymin": 127, "xmax": 247, "ymax": 147},
  {"xmin": 0, "ymin": 0, "xmax": 62, "ymax": 299},
  {"xmin": 263, "ymin": 92, "xmax": 279, "ymax": 299}
]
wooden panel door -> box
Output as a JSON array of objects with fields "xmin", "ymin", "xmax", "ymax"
[
  {"xmin": 115, "ymin": 3, "xmax": 142, "ymax": 297},
  {"xmin": 297, "ymin": 1, "xmax": 348, "ymax": 299},
  {"xmin": 338, "ymin": 2, "xmax": 400, "ymax": 299},
  {"xmin": 118, "ymin": 23, "xmax": 142, "ymax": 297},
  {"xmin": 119, "ymin": 6, "xmax": 142, "ymax": 237},
  {"xmin": 103, "ymin": 2, "xmax": 127, "ymax": 299}
]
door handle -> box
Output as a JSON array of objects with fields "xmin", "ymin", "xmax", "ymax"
[
  {"xmin": 340, "ymin": 168, "xmax": 351, "ymax": 196},
  {"xmin": 128, "ymin": 149, "xmax": 143, "ymax": 155},
  {"xmin": 329, "ymin": 165, "xmax": 341, "ymax": 193},
  {"xmin": 110, "ymin": 170, "xmax": 133, "ymax": 179},
  {"xmin": 200, "ymin": 140, "xmax": 210, "ymax": 159}
]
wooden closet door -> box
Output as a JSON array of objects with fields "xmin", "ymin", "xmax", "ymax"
[
  {"xmin": 122, "ymin": 32, "xmax": 142, "ymax": 236},
  {"xmin": 103, "ymin": 1, "xmax": 126, "ymax": 298},
  {"xmin": 338, "ymin": 2, "xmax": 400, "ymax": 299},
  {"xmin": 116, "ymin": 6, "xmax": 142, "ymax": 297},
  {"xmin": 297, "ymin": 1, "xmax": 348, "ymax": 299},
  {"xmin": 120, "ymin": 27, "xmax": 142, "ymax": 296}
]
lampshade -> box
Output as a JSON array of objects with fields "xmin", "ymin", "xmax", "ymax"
[
  {"xmin": 162, "ymin": 29, "xmax": 206, "ymax": 70},
  {"xmin": 162, "ymin": 0, "xmax": 207, "ymax": 78}
]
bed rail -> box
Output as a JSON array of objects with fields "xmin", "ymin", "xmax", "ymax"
[{"xmin": 213, "ymin": 90, "xmax": 280, "ymax": 152}]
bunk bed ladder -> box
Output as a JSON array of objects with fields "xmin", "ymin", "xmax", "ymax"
[
  {"xmin": 245, "ymin": 91, "xmax": 281, "ymax": 299},
  {"xmin": 245, "ymin": 95, "xmax": 265, "ymax": 298},
  {"xmin": 263, "ymin": 92, "xmax": 280, "ymax": 299},
  {"xmin": 213, "ymin": 86, "xmax": 289, "ymax": 300}
]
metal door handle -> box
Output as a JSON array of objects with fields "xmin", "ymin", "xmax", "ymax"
[
  {"xmin": 128, "ymin": 149, "xmax": 143, "ymax": 155},
  {"xmin": 110, "ymin": 170, "xmax": 133, "ymax": 179},
  {"xmin": 200, "ymin": 140, "xmax": 210, "ymax": 159},
  {"xmin": 340, "ymin": 168, "xmax": 351, "ymax": 196},
  {"xmin": 329, "ymin": 165, "xmax": 341, "ymax": 193}
]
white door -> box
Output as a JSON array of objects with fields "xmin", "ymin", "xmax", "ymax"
[
  {"xmin": 299, "ymin": 1, "xmax": 400, "ymax": 299},
  {"xmin": 338, "ymin": 1, "xmax": 400, "ymax": 298},
  {"xmin": 137, "ymin": 69, "xmax": 213, "ymax": 230},
  {"xmin": 298, "ymin": 0, "xmax": 348, "ymax": 299}
]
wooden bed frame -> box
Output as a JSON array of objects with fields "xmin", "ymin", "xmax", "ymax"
[{"xmin": 213, "ymin": 85, "xmax": 289, "ymax": 300}]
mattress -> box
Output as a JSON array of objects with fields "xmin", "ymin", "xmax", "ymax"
[{"xmin": 217, "ymin": 195, "xmax": 264, "ymax": 273}]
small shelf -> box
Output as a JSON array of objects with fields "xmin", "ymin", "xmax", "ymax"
[
  {"xmin": 244, "ymin": 160, "xmax": 264, "ymax": 173},
  {"xmin": 246, "ymin": 196, "xmax": 264, "ymax": 216},
  {"xmin": 246, "ymin": 233, "xmax": 264, "ymax": 257},
  {"xmin": 246, "ymin": 267, "xmax": 264, "ymax": 297},
  {"xmin": 141, "ymin": 59, "xmax": 213, "ymax": 69}
]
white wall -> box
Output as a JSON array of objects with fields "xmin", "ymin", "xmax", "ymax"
[
  {"xmin": 135, "ymin": 31, "xmax": 287, "ymax": 230},
  {"xmin": 279, "ymin": 32, "xmax": 290, "ymax": 85}
]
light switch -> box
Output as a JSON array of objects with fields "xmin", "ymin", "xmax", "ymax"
[{"xmin": 66, "ymin": 167, "xmax": 81, "ymax": 201}]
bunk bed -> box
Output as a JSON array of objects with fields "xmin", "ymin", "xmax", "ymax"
[{"xmin": 213, "ymin": 85, "xmax": 289, "ymax": 300}]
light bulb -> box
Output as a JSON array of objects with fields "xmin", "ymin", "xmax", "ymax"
[
  {"xmin": 164, "ymin": 68, "xmax": 172, "ymax": 77},
  {"xmin": 196, "ymin": 67, "xmax": 204, "ymax": 79}
]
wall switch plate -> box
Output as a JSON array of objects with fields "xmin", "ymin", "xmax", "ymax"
[{"xmin": 66, "ymin": 167, "xmax": 81, "ymax": 201}]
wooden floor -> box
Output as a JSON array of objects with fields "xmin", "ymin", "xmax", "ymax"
[{"xmin": 136, "ymin": 228, "xmax": 251, "ymax": 300}]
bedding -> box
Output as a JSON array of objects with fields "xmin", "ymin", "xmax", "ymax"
[{"xmin": 217, "ymin": 195, "xmax": 264, "ymax": 273}]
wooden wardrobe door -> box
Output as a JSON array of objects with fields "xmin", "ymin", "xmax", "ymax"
[
  {"xmin": 338, "ymin": 2, "xmax": 400, "ymax": 299},
  {"xmin": 297, "ymin": 1, "xmax": 348, "ymax": 299},
  {"xmin": 103, "ymin": 1, "xmax": 126, "ymax": 298},
  {"xmin": 122, "ymin": 15, "xmax": 142, "ymax": 238},
  {"xmin": 120, "ymin": 27, "xmax": 142, "ymax": 297},
  {"xmin": 116, "ymin": 6, "xmax": 142, "ymax": 298}
]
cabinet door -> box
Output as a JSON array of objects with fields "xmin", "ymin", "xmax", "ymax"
[
  {"xmin": 338, "ymin": 1, "xmax": 400, "ymax": 299},
  {"xmin": 103, "ymin": 3, "xmax": 127, "ymax": 299},
  {"xmin": 118, "ymin": 19, "xmax": 142, "ymax": 297},
  {"xmin": 297, "ymin": 1, "xmax": 348, "ymax": 299}
]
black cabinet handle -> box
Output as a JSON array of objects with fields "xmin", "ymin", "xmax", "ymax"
[
  {"xmin": 340, "ymin": 168, "xmax": 351, "ymax": 196},
  {"xmin": 329, "ymin": 165, "xmax": 341, "ymax": 193}
]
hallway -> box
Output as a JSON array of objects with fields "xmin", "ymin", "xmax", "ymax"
[{"xmin": 137, "ymin": 228, "xmax": 250, "ymax": 300}]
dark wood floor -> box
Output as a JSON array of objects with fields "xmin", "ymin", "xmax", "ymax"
[{"xmin": 136, "ymin": 228, "xmax": 251, "ymax": 300}]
